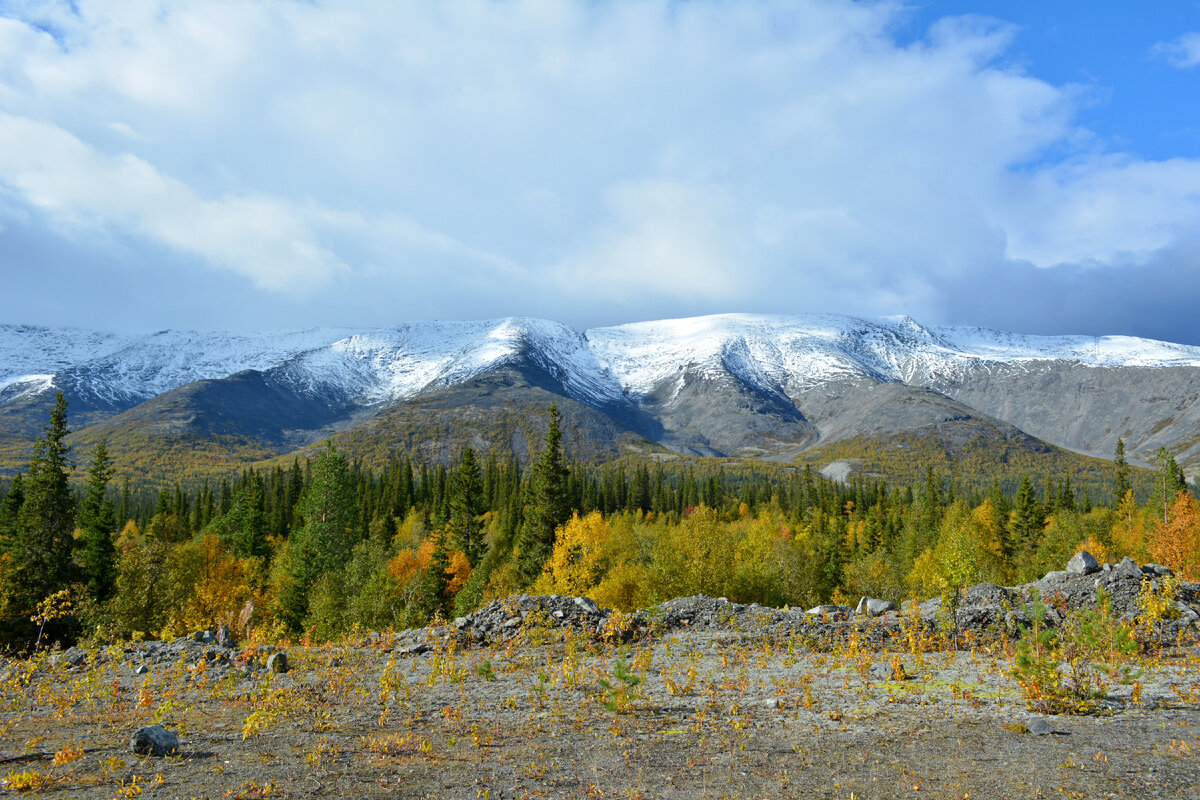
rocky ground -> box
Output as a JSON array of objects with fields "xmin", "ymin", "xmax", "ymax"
[{"xmin": 2, "ymin": 555, "xmax": 1199, "ymax": 799}]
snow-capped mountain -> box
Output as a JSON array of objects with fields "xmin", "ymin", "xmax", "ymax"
[
  {"xmin": 4, "ymin": 313, "xmax": 1200, "ymax": 474},
  {"xmin": 9, "ymin": 313, "xmax": 1199, "ymax": 409}
]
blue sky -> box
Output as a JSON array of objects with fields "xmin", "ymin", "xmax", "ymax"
[{"xmin": 1, "ymin": 0, "xmax": 1199, "ymax": 342}]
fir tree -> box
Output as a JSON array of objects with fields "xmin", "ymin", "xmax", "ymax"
[
  {"xmin": 1149, "ymin": 446, "xmax": 1187, "ymax": 524},
  {"xmin": 283, "ymin": 443, "xmax": 357, "ymax": 629},
  {"xmin": 0, "ymin": 473, "xmax": 24, "ymax": 551},
  {"xmin": 450, "ymin": 447, "xmax": 486, "ymax": 567},
  {"xmin": 14, "ymin": 392, "xmax": 75, "ymax": 604},
  {"xmin": 77, "ymin": 441, "xmax": 118, "ymax": 602},
  {"xmin": 1010, "ymin": 474, "xmax": 1043, "ymax": 562},
  {"xmin": 516, "ymin": 404, "xmax": 570, "ymax": 585},
  {"xmin": 1112, "ymin": 438, "xmax": 1131, "ymax": 507}
]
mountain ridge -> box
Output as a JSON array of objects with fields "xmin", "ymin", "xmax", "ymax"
[{"xmin": 3, "ymin": 313, "xmax": 1199, "ymax": 483}]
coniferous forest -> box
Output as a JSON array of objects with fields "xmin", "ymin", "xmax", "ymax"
[{"xmin": 0, "ymin": 392, "xmax": 1197, "ymax": 650}]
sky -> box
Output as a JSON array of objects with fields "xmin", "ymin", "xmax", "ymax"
[{"xmin": 1, "ymin": 0, "xmax": 1199, "ymax": 342}]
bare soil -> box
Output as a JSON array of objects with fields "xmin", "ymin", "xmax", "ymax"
[{"xmin": 2, "ymin": 624, "xmax": 1199, "ymax": 799}]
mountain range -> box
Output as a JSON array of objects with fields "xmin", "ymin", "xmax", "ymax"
[{"xmin": 2, "ymin": 313, "xmax": 1199, "ymax": 486}]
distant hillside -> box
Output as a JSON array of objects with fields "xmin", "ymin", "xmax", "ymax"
[{"xmin": 0, "ymin": 313, "xmax": 1196, "ymax": 490}]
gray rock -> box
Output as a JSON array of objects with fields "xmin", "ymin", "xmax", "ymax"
[
  {"xmin": 1142, "ymin": 563, "xmax": 1174, "ymax": 578},
  {"xmin": 574, "ymin": 597, "xmax": 600, "ymax": 615},
  {"xmin": 399, "ymin": 643, "xmax": 430, "ymax": 657},
  {"xmin": 855, "ymin": 597, "xmax": 897, "ymax": 617},
  {"xmin": 1066, "ymin": 551, "xmax": 1099, "ymax": 575},
  {"xmin": 134, "ymin": 664, "xmax": 150, "ymax": 675},
  {"xmin": 216, "ymin": 624, "xmax": 235, "ymax": 647},
  {"xmin": 266, "ymin": 652, "xmax": 288, "ymax": 673},
  {"xmin": 1113, "ymin": 557, "xmax": 1142, "ymax": 581},
  {"xmin": 805, "ymin": 605, "xmax": 852, "ymax": 621},
  {"xmin": 1025, "ymin": 717, "xmax": 1058, "ymax": 736},
  {"xmin": 869, "ymin": 660, "xmax": 908, "ymax": 681},
  {"xmin": 751, "ymin": 698, "xmax": 782, "ymax": 709},
  {"xmin": 130, "ymin": 725, "xmax": 178, "ymax": 756}
]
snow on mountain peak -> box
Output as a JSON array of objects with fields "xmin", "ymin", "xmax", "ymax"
[{"xmin": 5, "ymin": 314, "xmax": 1200, "ymax": 413}]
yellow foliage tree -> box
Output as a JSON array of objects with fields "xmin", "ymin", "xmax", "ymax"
[
  {"xmin": 533, "ymin": 512, "xmax": 612, "ymax": 597},
  {"xmin": 164, "ymin": 535, "xmax": 255, "ymax": 638},
  {"xmin": 1149, "ymin": 492, "xmax": 1200, "ymax": 581},
  {"xmin": 1112, "ymin": 490, "xmax": 1149, "ymax": 562},
  {"xmin": 387, "ymin": 539, "xmax": 471, "ymax": 595}
]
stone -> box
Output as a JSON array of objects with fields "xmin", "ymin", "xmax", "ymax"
[
  {"xmin": 399, "ymin": 643, "xmax": 430, "ymax": 657},
  {"xmin": 573, "ymin": 597, "xmax": 600, "ymax": 615},
  {"xmin": 805, "ymin": 605, "xmax": 851, "ymax": 621},
  {"xmin": 1066, "ymin": 551, "xmax": 1099, "ymax": 576},
  {"xmin": 1112, "ymin": 557, "xmax": 1142, "ymax": 581},
  {"xmin": 216, "ymin": 624, "xmax": 235, "ymax": 647},
  {"xmin": 130, "ymin": 725, "xmax": 178, "ymax": 756},
  {"xmin": 266, "ymin": 652, "xmax": 288, "ymax": 674},
  {"xmin": 1142, "ymin": 563, "xmax": 1174, "ymax": 578},
  {"xmin": 869, "ymin": 661, "xmax": 908, "ymax": 682},
  {"xmin": 855, "ymin": 597, "xmax": 897, "ymax": 617},
  {"xmin": 1025, "ymin": 717, "xmax": 1058, "ymax": 736},
  {"xmin": 134, "ymin": 664, "xmax": 150, "ymax": 675}
]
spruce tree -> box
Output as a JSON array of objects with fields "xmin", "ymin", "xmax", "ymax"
[
  {"xmin": 77, "ymin": 441, "xmax": 118, "ymax": 602},
  {"xmin": 1112, "ymin": 438, "xmax": 1131, "ymax": 507},
  {"xmin": 516, "ymin": 404, "xmax": 570, "ymax": 585},
  {"xmin": 1010, "ymin": 474, "xmax": 1043, "ymax": 566},
  {"xmin": 450, "ymin": 447, "xmax": 485, "ymax": 567},
  {"xmin": 283, "ymin": 443, "xmax": 357, "ymax": 629},
  {"xmin": 1149, "ymin": 446, "xmax": 1187, "ymax": 524},
  {"xmin": 0, "ymin": 473, "xmax": 24, "ymax": 551},
  {"xmin": 15, "ymin": 392, "xmax": 75, "ymax": 604}
]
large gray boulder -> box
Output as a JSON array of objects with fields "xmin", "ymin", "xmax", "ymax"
[
  {"xmin": 855, "ymin": 597, "xmax": 897, "ymax": 617},
  {"xmin": 130, "ymin": 725, "xmax": 178, "ymax": 756},
  {"xmin": 1066, "ymin": 551, "xmax": 1099, "ymax": 576}
]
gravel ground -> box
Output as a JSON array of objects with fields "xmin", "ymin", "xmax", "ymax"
[{"xmin": 1, "ymin": 613, "xmax": 1198, "ymax": 800}]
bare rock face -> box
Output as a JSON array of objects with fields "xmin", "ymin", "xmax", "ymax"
[
  {"xmin": 1066, "ymin": 551, "xmax": 1099, "ymax": 576},
  {"xmin": 130, "ymin": 725, "xmax": 178, "ymax": 756}
]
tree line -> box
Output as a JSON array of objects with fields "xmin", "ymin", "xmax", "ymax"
[{"xmin": 0, "ymin": 394, "xmax": 1195, "ymax": 648}]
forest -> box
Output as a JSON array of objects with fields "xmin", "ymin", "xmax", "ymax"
[{"xmin": 0, "ymin": 393, "xmax": 1197, "ymax": 650}]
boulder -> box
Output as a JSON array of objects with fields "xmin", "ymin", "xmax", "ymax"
[
  {"xmin": 869, "ymin": 660, "xmax": 908, "ymax": 681},
  {"xmin": 805, "ymin": 605, "xmax": 852, "ymax": 621},
  {"xmin": 1112, "ymin": 557, "xmax": 1142, "ymax": 581},
  {"xmin": 855, "ymin": 597, "xmax": 897, "ymax": 617},
  {"xmin": 130, "ymin": 725, "xmax": 178, "ymax": 756},
  {"xmin": 266, "ymin": 652, "xmax": 288, "ymax": 674},
  {"xmin": 1142, "ymin": 563, "xmax": 1174, "ymax": 579},
  {"xmin": 1066, "ymin": 551, "xmax": 1099, "ymax": 576}
]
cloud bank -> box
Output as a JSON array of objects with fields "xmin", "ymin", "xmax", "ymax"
[{"xmin": 0, "ymin": 1, "xmax": 1198, "ymax": 340}]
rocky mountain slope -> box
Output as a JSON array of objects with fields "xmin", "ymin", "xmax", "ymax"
[{"xmin": 3, "ymin": 314, "xmax": 1199, "ymax": 481}]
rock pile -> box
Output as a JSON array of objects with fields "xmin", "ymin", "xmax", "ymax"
[{"xmin": 425, "ymin": 552, "xmax": 1199, "ymax": 650}]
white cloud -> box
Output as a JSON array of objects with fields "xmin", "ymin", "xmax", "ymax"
[
  {"xmin": 0, "ymin": 1, "xmax": 1197, "ymax": 334},
  {"xmin": 1152, "ymin": 32, "xmax": 1200, "ymax": 69},
  {"xmin": 0, "ymin": 112, "xmax": 345, "ymax": 290}
]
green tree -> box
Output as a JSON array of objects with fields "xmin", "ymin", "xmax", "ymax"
[
  {"xmin": 450, "ymin": 446, "xmax": 486, "ymax": 567},
  {"xmin": 281, "ymin": 443, "xmax": 357, "ymax": 628},
  {"xmin": 1149, "ymin": 446, "xmax": 1187, "ymax": 524},
  {"xmin": 516, "ymin": 404, "xmax": 571, "ymax": 585},
  {"xmin": 77, "ymin": 441, "xmax": 118, "ymax": 602},
  {"xmin": 1010, "ymin": 474, "xmax": 1043, "ymax": 571},
  {"xmin": 0, "ymin": 473, "xmax": 24, "ymax": 551},
  {"xmin": 14, "ymin": 392, "xmax": 76, "ymax": 604},
  {"xmin": 1112, "ymin": 438, "xmax": 1131, "ymax": 508}
]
